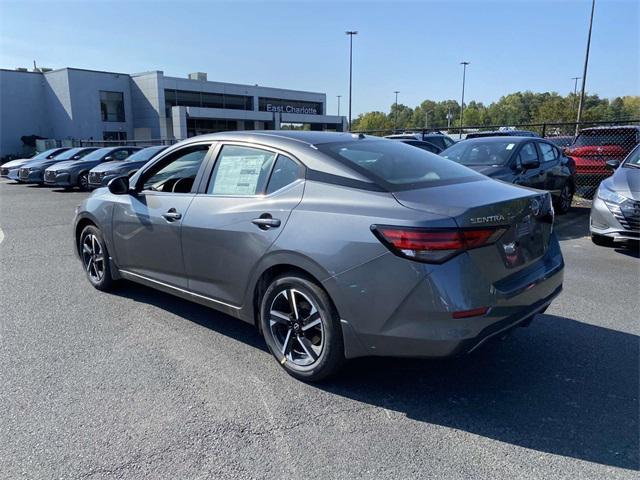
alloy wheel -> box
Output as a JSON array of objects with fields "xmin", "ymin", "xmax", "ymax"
[
  {"xmin": 269, "ymin": 288, "xmax": 324, "ymax": 366},
  {"xmin": 560, "ymin": 184, "xmax": 573, "ymax": 211},
  {"xmin": 82, "ymin": 234, "xmax": 105, "ymax": 282},
  {"xmin": 79, "ymin": 174, "xmax": 89, "ymax": 190}
]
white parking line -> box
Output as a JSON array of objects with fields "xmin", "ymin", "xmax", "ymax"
[{"xmin": 0, "ymin": 226, "xmax": 4, "ymax": 245}]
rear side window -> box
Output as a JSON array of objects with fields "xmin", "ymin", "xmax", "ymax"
[
  {"xmin": 266, "ymin": 155, "xmax": 302, "ymax": 194},
  {"xmin": 517, "ymin": 143, "xmax": 539, "ymax": 165},
  {"xmin": 538, "ymin": 143, "xmax": 558, "ymax": 162},
  {"xmin": 317, "ymin": 140, "xmax": 481, "ymax": 191},
  {"xmin": 208, "ymin": 145, "xmax": 276, "ymax": 195}
]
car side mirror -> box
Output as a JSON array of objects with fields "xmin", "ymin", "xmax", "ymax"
[
  {"xmin": 606, "ymin": 159, "xmax": 620, "ymax": 170},
  {"xmin": 107, "ymin": 175, "xmax": 130, "ymax": 195},
  {"xmin": 521, "ymin": 157, "xmax": 540, "ymax": 169},
  {"xmin": 104, "ymin": 156, "xmax": 113, "ymax": 161}
]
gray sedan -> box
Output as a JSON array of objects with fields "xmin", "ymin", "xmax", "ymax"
[
  {"xmin": 73, "ymin": 131, "xmax": 564, "ymax": 381},
  {"xmin": 590, "ymin": 145, "xmax": 640, "ymax": 245},
  {"xmin": 44, "ymin": 146, "xmax": 140, "ymax": 190}
]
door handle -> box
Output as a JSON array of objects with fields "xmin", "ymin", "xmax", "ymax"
[
  {"xmin": 252, "ymin": 214, "xmax": 281, "ymax": 230},
  {"xmin": 162, "ymin": 208, "xmax": 182, "ymax": 222}
]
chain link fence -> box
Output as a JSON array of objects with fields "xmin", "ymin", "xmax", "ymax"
[{"xmin": 354, "ymin": 119, "xmax": 640, "ymax": 200}]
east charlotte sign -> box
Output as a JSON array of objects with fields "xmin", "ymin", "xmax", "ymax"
[{"xmin": 265, "ymin": 103, "xmax": 319, "ymax": 115}]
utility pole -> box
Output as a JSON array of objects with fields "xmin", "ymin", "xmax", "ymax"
[
  {"xmin": 394, "ymin": 90, "xmax": 400, "ymax": 131},
  {"xmin": 337, "ymin": 95, "xmax": 342, "ymax": 116},
  {"xmin": 424, "ymin": 110, "xmax": 432, "ymax": 129},
  {"xmin": 571, "ymin": 76, "xmax": 581, "ymax": 114},
  {"xmin": 576, "ymin": 0, "xmax": 595, "ymax": 135},
  {"xmin": 345, "ymin": 31, "xmax": 358, "ymax": 130},
  {"xmin": 459, "ymin": 61, "xmax": 470, "ymax": 139}
]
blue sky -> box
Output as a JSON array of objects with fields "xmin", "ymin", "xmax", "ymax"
[{"xmin": 1, "ymin": 0, "xmax": 637, "ymax": 116}]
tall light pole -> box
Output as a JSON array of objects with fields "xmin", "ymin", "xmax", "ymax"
[
  {"xmin": 571, "ymin": 76, "xmax": 581, "ymax": 115},
  {"xmin": 337, "ymin": 95, "xmax": 342, "ymax": 116},
  {"xmin": 394, "ymin": 90, "xmax": 400, "ymax": 131},
  {"xmin": 576, "ymin": 0, "xmax": 595, "ymax": 134},
  {"xmin": 424, "ymin": 110, "xmax": 432, "ymax": 129},
  {"xmin": 459, "ymin": 61, "xmax": 470, "ymax": 139},
  {"xmin": 346, "ymin": 31, "xmax": 358, "ymax": 130}
]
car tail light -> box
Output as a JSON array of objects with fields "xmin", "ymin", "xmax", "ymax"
[{"xmin": 371, "ymin": 225, "xmax": 506, "ymax": 263}]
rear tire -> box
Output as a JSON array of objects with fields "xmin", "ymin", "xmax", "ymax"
[
  {"xmin": 554, "ymin": 182, "xmax": 574, "ymax": 215},
  {"xmin": 591, "ymin": 233, "xmax": 614, "ymax": 247},
  {"xmin": 260, "ymin": 274, "xmax": 345, "ymax": 382},
  {"xmin": 79, "ymin": 225, "xmax": 115, "ymax": 291}
]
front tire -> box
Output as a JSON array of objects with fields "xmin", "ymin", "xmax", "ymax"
[
  {"xmin": 78, "ymin": 173, "xmax": 89, "ymax": 191},
  {"xmin": 260, "ymin": 275, "xmax": 345, "ymax": 382},
  {"xmin": 79, "ymin": 225, "xmax": 115, "ymax": 291}
]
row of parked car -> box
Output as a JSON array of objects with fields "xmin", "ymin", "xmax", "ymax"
[{"xmin": 0, "ymin": 145, "xmax": 168, "ymax": 190}]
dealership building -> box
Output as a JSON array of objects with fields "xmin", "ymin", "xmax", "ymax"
[{"xmin": 0, "ymin": 67, "xmax": 346, "ymax": 157}]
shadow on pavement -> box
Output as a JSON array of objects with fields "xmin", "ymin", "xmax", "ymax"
[
  {"xmin": 320, "ymin": 314, "xmax": 639, "ymax": 471},
  {"xmin": 554, "ymin": 206, "xmax": 591, "ymax": 241},
  {"xmin": 108, "ymin": 278, "xmax": 640, "ymax": 471}
]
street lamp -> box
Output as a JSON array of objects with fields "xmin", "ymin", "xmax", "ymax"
[
  {"xmin": 459, "ymin": 61, "xmax": 470, "ymax": 139},
  {"xmin": 345, "ymin": 31, "xmax": 358, "ymax": 130},
  {"xmin": 424, "ymin": 110, "xmax": 432, "ymax": 129},
  {"xmin": 576, "ymin": 0, "xmax": 595, "ymax": 134},
  {"xmin": 394, "ymin": 90, "xmax": 400, "ymax": 131},
  {"xmin": 337, "ymin": 95, "xmax": 342, "ymax": 116}
]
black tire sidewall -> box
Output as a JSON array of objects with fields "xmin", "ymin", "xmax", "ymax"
[
  {"xmin": 78, "ymin": 173, "xmax": 89, "ymax": 191},
  {"xmin": 260, "ymin": 275, "xmax": 344, "ymax": 382},
  {"xmin": 79, "ymin": 225, "xmax": 114, "ymax": 291}
]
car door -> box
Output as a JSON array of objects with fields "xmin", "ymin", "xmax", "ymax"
[
  {"xmin": 513, "ymin": 142, "xmax": 546, "ymax": 190},
  {"xmin": 181, "ymin": 144, "xmax": 305, "ymax": 307},
  {"xmin": 111, "ymin": 143, "xmax": 214, "ymax": 287},
  {"xmin": 537, "ymin": 141, "xmax": 564, "ymax": 194}
]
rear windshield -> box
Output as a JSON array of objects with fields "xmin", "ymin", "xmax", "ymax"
[
  {"xmin": 573, "ymin": 129, "xmax": 638, "ymax": 147},
  {"xmin": 125, "ymin": 146, "xmax": 166, "ymax": 162},
  {"xmin": 316, "ymin": 140, "xmax": 481, "ymax": 191},
  {"xmin": 441, "ymin": 140, "xmax": 517, "ymax": 166}
]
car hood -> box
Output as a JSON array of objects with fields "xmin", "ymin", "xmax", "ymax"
[
  {"xmin": 20, "ymin": 159, "xmax": 51, "ymax": 169},
  {"xmin": 2, "ymin": 158, "xmax": 31, "ymax": 169},
  {"xmin": 565, "ymin": 145, "xmax": 628, "ymax": 157},
  {"xmin": 603, "ymin": 167, "xmax": 640, "ymax": 200},
  {"xmin": 90, "ymin": 161, "xmax": 127, "ymax": 173},
  {"xmin": 44, "ymin": 160, "xmax": 82, "ymax": 171}
]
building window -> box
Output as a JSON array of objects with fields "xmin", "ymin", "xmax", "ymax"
[
  {"xmin": 103, "ymin": 131, "xmax": 127, "ymax": 141},
  {"xmin": 100, "ymin": 91, "xmax": 125, "ymax": 122},
  {"xmin": 258, "ymin": 97, "xmax": 323, "ymax": 115},
  {"xmin": 164, "ymin": 89, "xmax": 253, "ymax": 115}
]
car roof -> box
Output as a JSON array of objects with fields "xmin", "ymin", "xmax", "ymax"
[
  {"xmin": 182, "ymin": 130, "xmax": 376, "ymax": 148},
  {"xmin": 460, "ymin": 136, "xmax": 545, "ymax": 143},
  {"xmin": 579, "ymin": 125, "xmax": 640, "ymax": 132}
]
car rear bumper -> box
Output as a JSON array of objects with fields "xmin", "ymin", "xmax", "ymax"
[
  {"xmin": 329, "ymin": 235, "xmax": 564, "ymax": 359},
  {"xmin": 590, "ymin": 196, "xmax": 640, "ymax": 241}
]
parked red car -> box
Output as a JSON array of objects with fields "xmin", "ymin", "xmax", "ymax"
[{"xmin": 565, "ymin": 126, "xmax": 640, "ymax": 197}]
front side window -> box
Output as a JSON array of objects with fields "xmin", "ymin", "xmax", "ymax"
[
  {"xmin": 111, "ymin": 150, "xmax": 131, "ymax": 161},
  {"xmin": 518, "ymin": 143, "xmax": 539, "ymax": 165},
  {"xmin": 208, "ymin": 146, "xmax": 277, "ymax": 195},
  {"xmin": 82, "ymin": 148, "xmax": 113, "ymax": 161},
  {"xmin": 539, "ymin": 142, "xmax": 558, "ymax": 162},
  {"xmin": 141, "ymin": 145, "xmax": 210, "ymax": 193},
  {"xmin": 100, "ymin": 91, "xmax": 125, "ymax": 122},
  {"xmin": 318, "ymin": 140, "xmax": 481, "ymax": 190}
]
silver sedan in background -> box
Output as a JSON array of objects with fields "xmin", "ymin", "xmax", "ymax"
[
  {"xmin": 590, "ymin": 145, "xmax": 640, "ymax": 246},
  {"xmin": 73, "ymin": 131, "xmax": 564, "ymax": 381}
]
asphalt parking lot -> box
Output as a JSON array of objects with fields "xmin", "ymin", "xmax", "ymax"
[{"xmin": 1, "ymin": 180, "xmax": 638, "ymax": 480}]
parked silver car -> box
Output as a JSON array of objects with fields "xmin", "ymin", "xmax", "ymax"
[
  {"xmin": 73, "ymin": 131, "xmax": 564, "ymax": 381},
  {"xmin": 590, "ymin": 145, "xmax": 640, "ymax": 246}
]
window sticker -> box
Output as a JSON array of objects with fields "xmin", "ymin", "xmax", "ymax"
[
  {"xmin": 506, "ymin": 143, "xmax": 515, "ymax": 150},
  {"xmin": 211, "ymin": 155, "xmax": 265, "ymax": 195}
]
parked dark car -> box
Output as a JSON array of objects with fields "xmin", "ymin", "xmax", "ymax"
[
  {"xmin": 44, "ymin": 146, "xmax": 140, "ymax": 190},
  {"xmin": 441, "ymin": 136, "xmax": 576, "ymax": 213},
  {"xmin": 73, "ymin": 131, "xmax": 563, "ymax": 381},
  {"xmin": 385, "ymin": 132, "xmax": 456, "ymax": 150},
  {"xmin": 465, "ymin": 130, "xmax": 540, "ymax": 139},
  {"xmin": 389, "ymin": 139, "xmax": 443, "ymax": 154},
  {"xmin": 1, "ymin": 147, "xmax": 71, "ymax": 182},
  {"xmin": 88, "ymin": 145, "xmax": 168, "ymax": 188},
  {"xmin": 18, "ymin": 147, "xmax": 99, "ymax": 185},
  {"xmin": 564, "ymin": 126, "xmax": 640, "ymax": 197}
]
